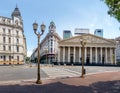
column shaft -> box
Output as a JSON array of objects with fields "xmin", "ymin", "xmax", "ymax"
[
  {"xmin": 73, "ymin": 47, "xmax": 76, "ymax": 63},
  {"xmin": 95, "ymin": 47, "xmax": 97, "ymax": 63},
  {"xmin": 114, "ymin": 48, "xmax": 116, "ymax": 64},
  {"xmin": 105, "ymin": 48, "xmax": 107, "ymax": 63},
  {"xmin": 84, "ymin": 47, "xmax": 87, "ymax": 64},
  {"xmin": 63, "ymin": 47, "xmax": 65, "ymax": 62},
  {"xmin": 100, "ymin": 47, "xmax": 102, "ymax": 64},
  {"xmin": 90, "ymin": 47, "xmax": 92, "ymax": 63},
  {"xmin": 79, "ymin": 47, "xmax": 81, "ymax": 62},
  {"xmin": 58, "ymin": 47, "xmax": 60, "ymax": 62},
  {"xmin": 68, "ymin": 47, "xmax": 70, "ymax": 62}
]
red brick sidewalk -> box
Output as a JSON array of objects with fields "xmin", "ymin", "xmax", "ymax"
[{"xmin": 0, "ymin": 71, "xmax": 120, "ymax": 93}]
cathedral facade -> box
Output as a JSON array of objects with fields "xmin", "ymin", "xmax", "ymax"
[{"xmin": 58, "ymin": 34, "xmax": 116, "ymax": 65}]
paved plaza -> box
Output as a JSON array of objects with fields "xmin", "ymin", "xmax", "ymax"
[
  {"xmin": 0, "ymin": 65, "xmax": 120, "ymax": 93},
  {"xmin": 0, "ymin": 70, "xmax": 119, "ymax": 93},
  {"xmin": 0, "ymin": 64, "xmax": 120, "ymax": 82}
]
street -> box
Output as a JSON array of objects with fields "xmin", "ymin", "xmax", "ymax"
[{"xmin": 0, "ymin": 64, "xmax": 120, "ymax": 82}]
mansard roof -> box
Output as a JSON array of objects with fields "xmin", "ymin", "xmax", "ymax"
[
  {"xmin": 11, "ymin": 6, "xmax": 21, "ymax": 18},
  {"xmin": 41, "ymin": 32, "xmax": 62, "ymax": 45}
]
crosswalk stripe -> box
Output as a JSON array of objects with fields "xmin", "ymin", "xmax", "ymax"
[{"xmin": 41, "ymin": 67, "xmax": 78, "ymax": 78}]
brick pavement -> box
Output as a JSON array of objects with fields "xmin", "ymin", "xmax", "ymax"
[{"xmin": 0, "ymin": 71, "xmax": 120, "ymax": 93}]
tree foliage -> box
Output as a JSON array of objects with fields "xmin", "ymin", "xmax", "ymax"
[{"xmin": 103, "ymin": 0, "xmax": 120, "ymax": 22}]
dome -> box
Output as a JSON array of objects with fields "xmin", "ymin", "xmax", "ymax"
[
  {"xmin": 50, "ymin": 21, "xmax": 55, "ymax": 26},
  {"xmin": 12, "ymin": 6, "xmax": 21, "ymax": 18},
  {"xmin": 49, "ymin": 21, "xmax": 56, "ymax": 32}
]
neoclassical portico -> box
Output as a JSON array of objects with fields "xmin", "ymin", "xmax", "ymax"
[{"xmin": 58, "ymin": 34, "xmax": 116, "ymax": 65}]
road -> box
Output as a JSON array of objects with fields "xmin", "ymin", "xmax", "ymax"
[{"xmin": 0, "ymin": 64, "xmax": 120, "ymax": 82}]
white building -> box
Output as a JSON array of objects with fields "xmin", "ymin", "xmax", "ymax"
[
  {"xmin": 0, "ymin": 6, "xmax": 27, "ymax": 65},
  {"xmin": 58, "ymin": 34, "xmax": 116, "ymax": 65},
  {"xmin": 31, "ymin": 21, "xmax": 61, "ymax": 63},
  {"xmin": 74, "ymin": 28, "xmax": 89, "ymax": 36},
  {"xmin": 115, "ymin": 36, "xmax": 120, "ymax": 62}
]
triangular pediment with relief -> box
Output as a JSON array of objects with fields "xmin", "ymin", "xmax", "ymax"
[{"xmin": 60, "ymin": 34, "xmax": 115, "ymax": 44}]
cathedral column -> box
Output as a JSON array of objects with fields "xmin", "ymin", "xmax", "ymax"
[
  {"xmin": 68, "ymin": 47, "xmax": 70, "ymax": 62},
  {"xmin": 95, "ymin": 47, "xmax": 97, "ymax": 63},
  {"xmin": 110, "ymin": 48, "xmax": 112, "ymax": 64},
  {"xmin": 114, "ymin": 48, "xmax": 116, "ymax": 64},
  {"xmin": 84, "ymin": 47, "xmax": 87, "ymax": 64},
  {"xmin": 58, "ymin": 47, "xmax": 60, "ymax": 62},
  {"xmin": 73, "ymin": 47, "xmax": 76, "ymax": 63},
  {"xmin": 100, "ymin": 47, "xmax": 102, "ymax": 64},
  {"xmin": 79, "ymin": 47, "xmax": 81, "ymax": 62},
  {"xmin": 90, "ymin": 47, "xmax": 92, "ymax": 63},
  {"xmin": 105, "ymin": 47, "xmax": 107, "ymax": 63},
  {"xmin": 63, "ymin": 47, "xmax": 65, "ymax": 62}
]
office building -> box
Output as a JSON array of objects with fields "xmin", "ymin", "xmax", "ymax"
[
  {"xmin": 63, "ymin": 30, "xmax": 72, "ymax": 39},
  {"xmin": 94, "ymin": 29, "xmax": 103, "ymax": 37},
  {"xmin": 74, "ymin": 28, "xmax": 89, "ymax": 36}
]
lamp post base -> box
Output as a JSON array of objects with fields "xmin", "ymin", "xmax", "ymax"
[
  {"xmin": 80, "ymin": 75, "xmax": 84, "ymax": 78},
  {"xmin": 36, "ymin": 80, "xmax": 42, "ymax": 84}
]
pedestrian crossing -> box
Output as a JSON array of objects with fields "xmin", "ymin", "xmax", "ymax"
[{"xmin": 41, "ymin": 67, "xmax": 79, "ymax": 79}]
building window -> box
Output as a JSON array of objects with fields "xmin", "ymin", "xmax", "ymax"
[
  {"xmin": 16, "ymin": 46, "xmax": 19, "ymax": 52},
  {"xmin": 8, "ymin": 20, "xmax": 11, "ymax": 24},
  {"xmin": 17, "ymin": 38, "xmax": 19, "ymax": 44},
  {"xmin": 3, "ymin": 45, "xmax": 6, "ymax": 51},
  {"xmin": 9, "ymin": 46, "xmax": 11, "ymax": 51},
  {"xmin": 51, "ymin": 41, "xmax": 53, "ymax": 46},
  {"xmin": 3, "ymin": 55, "xmax": 6, "ymax": 61},
  {"xmin": 51, "ymin": 39, "xmax": 53, "ymax": 46},
  {"xmin": 9, "ymin": 37, "xmax": 11, "ymax": 43},
  {"xmin": 3, "ymin": 37, "xmax": 6, "ymax": 43},
  {"xmin": 3, "ymin": 28, "xmax": 5, "ymax": 33},
  {"xmin": 9, "ymin": 56, "xmax": 11, "ymax": 61},
  {"xmin": 16, "ymin": 31, "xmax": 19, "ymax": 36},
  {"xmin": 51, "ymin": 48, "xmax": 52, "ymax": 53},
  {"xmin": 8, "ymin": 29, "xmax": 11, "ymax": 34},
  {"xmin": 17, "ymin": 56, "xmax": 19, "ymax": 61}
]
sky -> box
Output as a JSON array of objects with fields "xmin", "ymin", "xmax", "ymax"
[{"xmin": 0, "ymin": 0, "xmax": 120, "ymax": 57}]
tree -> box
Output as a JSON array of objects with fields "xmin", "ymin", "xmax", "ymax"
[
  {"xmin": 26, "ymin": 57, "xmax": 30, "ymax": 63},
  {"xmin": 103, "ymin": 0, "xmax": 120, "ymax": 22}
]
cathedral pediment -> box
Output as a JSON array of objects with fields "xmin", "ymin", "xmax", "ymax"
[{"xmin": 59, "ymin": 34, "xmax": 115, "ymax": 45}]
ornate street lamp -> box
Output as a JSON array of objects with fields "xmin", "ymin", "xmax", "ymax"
[
  {"xmin": 80, "ymin": 38, "xmax": 86, "ymax": 78},
  {"xmin": 33, "ymin": 21, "xmax": 46, "ymax": 84}
]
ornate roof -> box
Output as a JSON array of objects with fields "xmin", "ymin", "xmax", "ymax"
[
  {"xmin": 50, "ymin": 21, "xmax": 55, "ymax": 26},
  {"xmin": 11, "ymin": 6, "xmax": 21, "ymax": 18},
  {"xmin": 49, "ymin": 21, "xmax": 56, "ymax": 32}
]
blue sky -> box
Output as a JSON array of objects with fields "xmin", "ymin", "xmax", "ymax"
[{"xmin": 0, "ymin": 0, "xmax": 120, "ymax": 56}]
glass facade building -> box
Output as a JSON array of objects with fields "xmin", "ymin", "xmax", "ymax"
[
  {"xmin": 63, "ymin": 30, "xmax": 72, "ymax": 39},
  {"xmin": 94, "ymin": 29, "xmax": 103, "ymax": 37}
]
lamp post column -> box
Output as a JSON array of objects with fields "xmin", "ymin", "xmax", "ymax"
[
  {"xmin": 81, "ymin": 42, "xmax": 85, "ymax": 78},
  {"xmin": 36, "ymin": 35, "xmax": 41, "ymax": 83},
  {"xmin": 33, "ymin": 21, "xmax": 45, "ymax": 84},
  {"xmin": 80, "ymin": 40, "xmax": 86, "ymax": 78}
]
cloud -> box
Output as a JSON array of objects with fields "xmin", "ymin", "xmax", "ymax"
[{"xmin": 90, "ymin": 24, "xmax": 95, "ymax": 27}]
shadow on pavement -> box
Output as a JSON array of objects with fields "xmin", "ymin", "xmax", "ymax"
[{"xmin": 0, "ymin": 80, "xmax": 120, "ymax": 93}]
